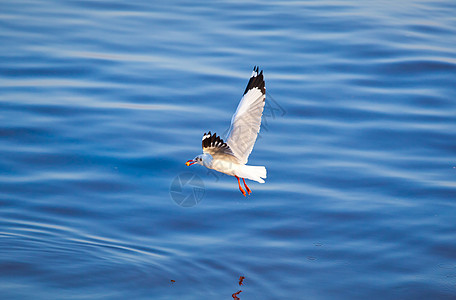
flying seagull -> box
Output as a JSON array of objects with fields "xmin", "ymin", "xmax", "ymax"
[{"xmin": 186, "ymin": 66, "xmax": 267, "ymax": 196}]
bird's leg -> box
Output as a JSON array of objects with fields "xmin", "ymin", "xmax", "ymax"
[
  {"xmin": 235, "ymin": 176, "xmax": 246, "ymax": 197},
  {"xmin": 242, "ymin": 178, "xmax": 251, "ymax": 195}
]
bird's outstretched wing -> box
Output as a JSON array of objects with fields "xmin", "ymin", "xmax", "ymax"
[
  {"xmin": 202, "ymin": 131, "xmax": 239, "ymax": 162},
  {"xmin": 225, "ymin": 66, "xmax": 266, "ymax": 165}
]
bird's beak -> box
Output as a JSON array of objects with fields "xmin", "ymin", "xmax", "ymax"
[{"xmin": 186, "ymin": 159, "xmax": 196, "ymax": 166}]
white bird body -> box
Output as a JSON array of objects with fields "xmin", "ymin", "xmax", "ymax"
[
  {"xmin": 186, "ymin": 66, "xmax": 267, "ymax": 196},
  {"xmin": 196, "ymin": 153, "xmax": 266, "ymax": 183}
]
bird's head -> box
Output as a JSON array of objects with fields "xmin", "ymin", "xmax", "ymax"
[{"xmin": 186, "ymin": 154, "xmax": 211, "ymax": 167}]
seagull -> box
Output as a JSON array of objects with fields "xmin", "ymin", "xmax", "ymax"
[{"xmin": 186, "ymin": 66, "xmax": 267, "ymax": 196}]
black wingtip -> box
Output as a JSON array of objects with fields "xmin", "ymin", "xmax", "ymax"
[
  {"xmin": 243, "ymin": 66, "xmax": 265, "ymax": 95},
  {"xmin": 202, "ymin": 131, "xmax": 229, "ymax": 150}
]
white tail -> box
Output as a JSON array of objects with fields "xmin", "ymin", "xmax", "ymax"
[{"xmin": 238, "ymin": 165, "xmax": 267, "ymax": 183}]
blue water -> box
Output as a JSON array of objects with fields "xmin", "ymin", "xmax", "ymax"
[{"xmin": 1, "ymin": 0, "xmax": 456, "ymax": 299}]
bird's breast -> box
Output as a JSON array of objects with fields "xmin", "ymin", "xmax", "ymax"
[{"xmin": 208, "ymin": 159, "xmax": 241, "ymax": 176}]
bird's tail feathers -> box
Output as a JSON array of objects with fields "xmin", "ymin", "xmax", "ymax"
[{"xmin": 238, "ymin": 165, "xmax": 267, "ymax": 183}]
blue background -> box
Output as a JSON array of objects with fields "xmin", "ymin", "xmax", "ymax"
[{"xmin": 1, "ymin": 0, "xmax": 456, "ymax": 299}]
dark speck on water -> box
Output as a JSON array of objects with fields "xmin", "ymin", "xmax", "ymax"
[{"xmin": 1, "ymin": 0, "xmax": 456, "ymax": 299}]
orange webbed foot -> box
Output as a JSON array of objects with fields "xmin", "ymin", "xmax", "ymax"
[
  {"xmin": 242, "ymin": 178, "xmax": 251, "ymax": 195},
  {"xmin": 236, "ymin": 176, "xmax": 247, "ymax": 197}
]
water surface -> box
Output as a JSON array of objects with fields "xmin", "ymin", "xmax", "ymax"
[{"xmin": 1, "ymin": 0, "xmax": 456, "ymax": 299}]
